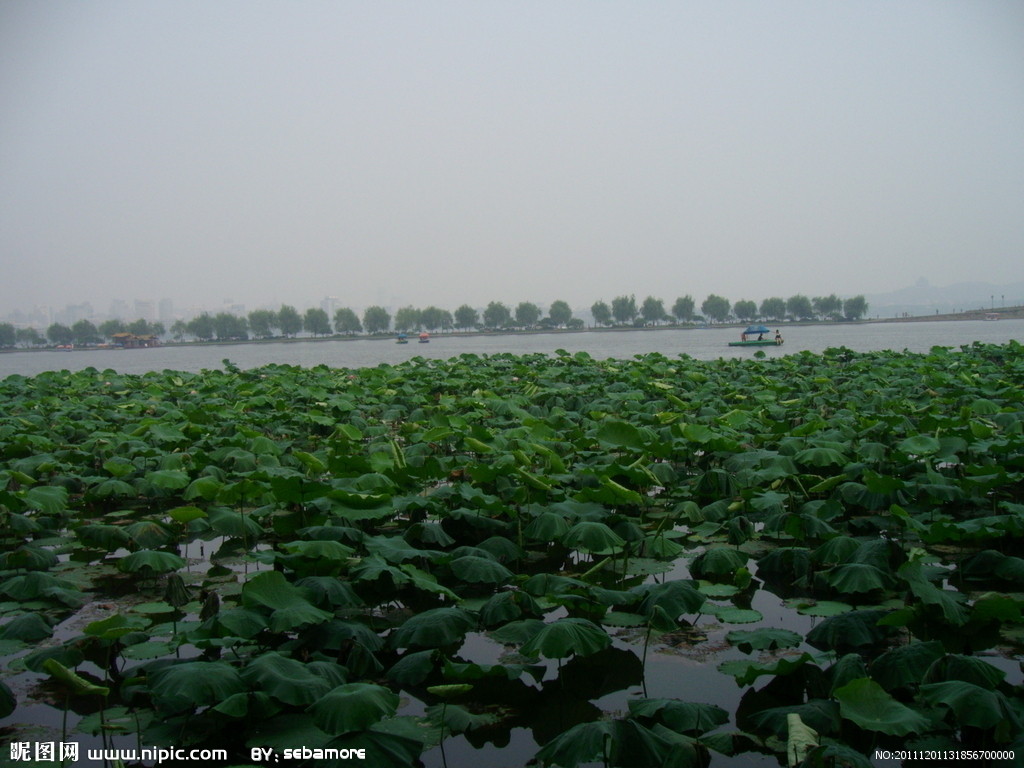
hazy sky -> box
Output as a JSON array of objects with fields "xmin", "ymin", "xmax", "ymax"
[{"xmin": 2, "ymin": 1, "xmax": 1022, "ymax": 316}]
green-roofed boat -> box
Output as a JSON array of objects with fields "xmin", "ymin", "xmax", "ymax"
[{"xmin": 729, "ymin": 325, "xmax": 783, "ymax": 347}]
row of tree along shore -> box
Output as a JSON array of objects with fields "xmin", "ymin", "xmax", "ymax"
[{"xmin": 2, "ymin": 292, "xmax": 869, "ymax": 348}]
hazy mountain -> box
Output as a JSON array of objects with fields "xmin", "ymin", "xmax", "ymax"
[{"xmin": 863, "ymin": 279, "xmax": 1024, "ymax": 319}]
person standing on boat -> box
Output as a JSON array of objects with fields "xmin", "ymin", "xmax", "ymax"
[
  {"xmin": 775, "ymin": 330, "xmax": 782, "ymax": 344},
  {"xmin": 741, "ymin": 332, "xmax": 747, "ymax": 341}
]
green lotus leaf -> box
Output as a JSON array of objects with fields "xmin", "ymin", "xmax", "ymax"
[
  {"xmin": 167, "ymin": 505, "xmax": 207, "ymax": 523},
  {"xmin": 535, "ymin": 720, "xmax": 617, "ymax": 768},
  {"xmin": 691, "ymin": 547, "xmax": 748, "ymax": 579},
  {"xmin": 834, "ymin": 678, "xmax": 932, "ymax": 735},
  {"xmin": 562, "ymin": 521, "xmax": 626, "ymax": 553},
  {"xmin": 240, "ymin": 652, "xmax": 332, "ymax": 706},
  {"xmin": 821, "ymin": 563, "xmax": 894, "ymax": 594},
  {"xmin": 146, "ymin": 469, "xmax": 191, "ymax": 490},
  {"xmin": 425, "ymin": 702, "xmax": 494, "ymax": 734},
  {"xmin": 294, "ymin": 576, "xmax": 363, "ymax": 609},
  {"xmin": 718, "ymin": 653, "xmax": 816, "ymax": 687},
  {"xmin": 810, "ymin": 536, "xmax": 862, "ymax": 565},
  {"xmin": 793, "ymin": 446, "xmax": 849, "ymax": 468},
  {"xmin": 704, "ymin": 605, "xmax": 763, "ymax": 624},
  {"xmin": 125, "ymin": 520, "xmax": 176, "ymax": 549},
  {"xmin": 523, "ymin": 512, "xmax": 571, "ymax": 542},
  {"xmin": 0, "ymin": 573, "xmax": 82, "ymax": 606},
  {"xmin": 149, "ymin": 661, "xmax": 245, "ymax": 714},
  {"xmin": 42, "ymin": 659, "xmax": 108, "ymax": 697},
  {"xmin": 0, "ymin": 544, "xmax": 58, "ymax": 571},
  {"xmin": 826, "ymin": 653, "xmax": 869, "ymax": 695},
  {"xmin": 388, "ymin": 606, "xmax": 476, "ymax": 650},
  {"xmin": 917, "ymin": 681, "xmax": 1014, "ymax": 731},
  {"xmin": 202, "ymin": 607, "xmax": 269, "ymax": 639},
  {"xmin": 309, "ymin": 683, "xmax": 399, "ymax": 736},
  {"xmin": 726, "ymin": 628, "xmax": 802, "ymax": 654},
  {"xmin": 207, "ymin": 507, "xmax": 264, "ymax": 539},
  {"xmin": 363, "ymin": 534, "xmax": 437, "ymax": 564},
  {"xmin": 76, "ymin": 523, "xmax": 132, "ymax": 550},
  {"xmin": 627, "ymin": 698, "xmax": 729, "ymax": 735},
  {"xmin": 479, "ymin": 589, "xmax": 541, "ymax": 626},
  {"xmin": 117, "ymin": 549, "xmax": 185, "ymax": 575},
  {"xmin": 897, "ymin": 435, "xmax": 941, "ymax": 456},
  {"xmin": 745, "ymin": 699, "xmax": 840, "ymax": 739},
  {"xmin": 596, "ymin": 420, "xmax": 649, "ymax": 449},
  {"xmin": 806, "ymin": 609, "xmax": 894, "ymax": 653},
  {"xmin": 84, "ymin": 613, "xmax": 147, "ymax": 640},
  {"xmin": 403, "ymin": 522, "xmax": 456, "ymax": 547},
  {"xmin": 803, "ymin": 743, "xmax": 873, "ymax": 768},
  {"xmin": 870, "ymin": 641, "xmax": 945, "ymax": 691},
  {"xmin": 923, "ymin": 654, "xmax": 1006, "ymax": 689},
  {"xmin": 386, "ymin": 649, "xmax": 437, "ymax": 687},
  {"xmin": 489, "ymin": 618, "xmax": 547, "ymax": 645},
  {"xmin": 0, "ymin": 679, "xmax": 15, "ymax": 718},
  {"xmin": 0, "ymin": 613, "xmax": 53, "ymax": 642},
  {"xmin": 634, "ymin": 580, "xmax": 706, "ymax": 620},
  {"xmin": 449, "ymin": 555, "xmax": 514, "ymax": 585},
  {"xmin": 519, "ymin": 617, "xmax": 610, "ymax": 660},
  {"xmin": 212, "ymin": 690, "xmax": 280, "ymax": 719},
  {"xmin": 241, "ymin": 571, "xmax": 332, "ymax": 632},
  {"xmin": 22, "ymin": 485, "xmax": 68, "ymax": 515}
]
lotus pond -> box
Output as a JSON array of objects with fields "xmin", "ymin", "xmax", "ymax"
[{"xmin": 1, "ymin": 343, "xmax": 1024, "ymax": 767}]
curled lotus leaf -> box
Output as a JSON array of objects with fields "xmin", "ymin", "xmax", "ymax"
[
  {"xmin": 149, "ymin": 661, "xmax": 245, "ymax": 714},
  {"xmin": 519, "ymin": 617, "xmax": 610, "ymax": 660},
  {"xmin": 833, "ymin": 678, "xmax": 932, "ymax": 736},
  {"xmin": 309, "ymin": 682, "xmax": 399, "ymax": 736},
  {"xmin": 388, "ymin": 606, "xmax": 475, "ymax": 650}
]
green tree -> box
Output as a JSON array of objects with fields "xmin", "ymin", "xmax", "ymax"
[
  {"xmin": 760, "ymin": 297, "xmax": 786, "ymax": 321},
  {"xmin": 591, "ymin": 300, "xmax": 612, "ymax": 326},
  {"xmin": 515, "ymin": 302, "xmax": 541, "ymax": 327},
  {"xmin": 248, "ymin": 309, "xmax": 278, "ymax": 339},
  {"xmin": 611, "ymin": 295, "xmax": 637, "ymax": 325},
  {"xmin": 394, "ymin": 306, "xmax": 421, "ymax": 332},
  {"xmin": 304, "ymin": 307, "xmax": 332, "ymax": 337},
  {"xmin": 213, "ymin": 313, "xmax": 248, "ymax": 340},
  {"xmin": 0, "ymin": 322, "xmax": 15, "ymax": 348},
  {"xmin": 127, "ymin": 318, "xmax": 156, "ymax": 336},
  {"xmin": 483, "ymin": 301, "xmax": 511, "ymax": 328},
  {"xmin": 813, "ymin": 294, "xmax": 843, "ymax": 321},
  {"xmin": 99, "ymin": 318, "xmax": 126, "ymax": 339},
  {"xmin": 334, "ymin": 307, "xmax": 362, "ymax": 335},
  {"xmin": 16, "ymin": 327, "xmax": 44, "ymax": 347},
  {"xmin": 786, "ymin": 294, "xmax": 814, "ymax": 321},
  {"xmin": 454, "ymin": 304, "xmax": 478, "ymax": 330},
  {"xmin": 170, "ymin": 319, "xmax": 189, "ymax": 341},
  {"xmin": 548, "ymin": 300, "xmax": 573, "ymax": 327},
  {"xmin": 277, "ymin": 305, "xmax": 303, "ymax": 336},
  {"xmin": 363, "ymin": 306, "xmax": 391, "ymax": 334},
  {"xmin": 640, "ymin": 296, "xmax": 666, "ymax": 325},
  {"xmin": 47, "ymin": 323, "xmax": 74, "ymax": 345},
  {"xmin": 71, "ymin": 319, "xmax": 101, "ymax": 346},
  {"xmin": 672, "ymin": 295, "xmax": 695, "ymax": 323},
  {"xmin": 701, "ymin": 294, "xmax": 731, "ymax": 324},
  {"xmin": 187, "ymin": 314, "xmax": 215, "ymax": 341},
  {"xmin": 843, "ymin": 295, "xmax": 869, "ymax": 321},
  {"xmin": 732, "ymin": 299, "xmax": 757, "ymax": 323},
  {"xmin": 419, "ymin": 306, "xmax": 449, "ymax": 331}
]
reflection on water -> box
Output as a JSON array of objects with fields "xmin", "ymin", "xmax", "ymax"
[{"xmin": 2, "ymin": 319, "xmax": 1024, "ymax": 377}]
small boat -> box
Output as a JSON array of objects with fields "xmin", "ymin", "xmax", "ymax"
[
  {"xmin": 984, "ymin": 313, "xmax": 1000, "ymax": 321},
  {"xmin": 729, "ymin": 324, "xmax": 783, "ymax": 347},
  {"xmin": 418, "ymin": 332, "xmax": 430, "ymax": 343},
  {"xmin": 728, "ymin": 339, "xmax": 783, "ymax": 347},
  {"xmin": 396, "ymin": 333, "xmax": 409, "ymax": 344}
]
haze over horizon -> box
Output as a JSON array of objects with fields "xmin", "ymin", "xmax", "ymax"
[{"xmin": 2, "ymin": 2, "xmax": 1022, "ymax": 317}]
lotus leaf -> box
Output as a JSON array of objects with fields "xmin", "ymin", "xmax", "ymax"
[
  {"xmin": 449, "ymin": 555, "xmax": 514, "ymax": 585},
  {"xmin": 148, "ymin": 661, "xmax": 245, "ymax": 714},
  {"xmin": 918, "ymin": 681, "xmax": 1016, "ymax": 732},
  {"xmin": 76, "ymin": 523, "xmax": 132, "ymax": 550},
  {"xmin": 0, "ymin": 613, "xmax": 53, "ymax": 642},
  {"xmin": 42, "ymin": 659, "xmax": 109, "ymax": 697},
  {"xmin": 834, "ymin": 678, "xmax": 932, "ymax": 736},
  {"xmin": 718, "ymin": 653, "xmax": 816, "ymax": 687},
  {"xmin": 745, "ymin": 699, "xmax": 840, "ymax": 739},
  {"xmin": 21, "ymin": 485, "xmax": 68, "ymax": 514},
  {"xmin": 923, "ymin": 654, "xmax": 1006, "ymax": 689},
  {"xmin": 786, "ymin": 713, "xmax": 818, "ymax": 768},
  {"xmin": 323, "ymin": 727, "xmax": 424, "ymax": 768},
  {"xmin": 425, "ymin": 702, "xmax": 495, "ymax": 733},
  {"xmin": 691, "ymin": 547, "xmax": 747, "ymax": 579},
  {"xmin": 117, "ymin": 549, "xmax": 185, "ymax": 575},
  {"xmin": 627, "ymin": 698, "xmax": 729, "ymax": 735},
  {"xmin": 821, "ymin": 563, "xmax": 894, "ymax": 594},
  {"xmin": 726, "ymin": 628, "xmax": 802, "ymax": 654},
  {"xmin": 0, "ymin": 544, "xmax": 57, "ymax": 571},
  {"xmin": 386, "ymin": 649, "xmax": 437, "ymax": 687},
  {"xmin": 125, "ymin": 520, "xmax": 176, "ymax": 549},
  {"xmin": 309, "ymin": 682, "xmax": 399, "ymax": 735},
  {"xmin": 0, "ymin": 680, "xmax": 14, "ymax": 718},
  {"xmin": 805, "ymin": 609, "xmax": 893, "ymax": 653},
  {"xmin": 241, "ymin": 571, "xmax": 332, "ymax": 632},
  {"xmin": 561, "ymin": 521, "xmax": 625, "ymax": 553},
  {"xmin": 870, "ymin": 641, "xmax": 945, "ymax": 691},
  {"xmin": 519, "ymin": 617, "xmax": 610, "ymax": 660},
  {"xmin": 388, "ymin": 606, "xmax": 475, "ymax": 650},
  {"xmin": 239, "ymin": 652, "xmax": 332, "ymax": 706},
  {"xmin": 634, "ymin": 579, "xmax": 706, "ymax": 620}
]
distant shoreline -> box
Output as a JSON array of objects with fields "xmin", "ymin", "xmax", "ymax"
[{"xmin": 3, "ymin": 306, "xmax": 1023, "ymax": 354}]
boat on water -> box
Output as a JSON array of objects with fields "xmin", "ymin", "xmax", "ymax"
[
  {"xmin": 418, "ymin": 332, "xmax": 430, "ymax": 343},
  {"xmin": 728, "ymin": 324, "xmax": 783, "ymax": 347},
  {"xmin": 396, "ymin": 333, "xmax": 409, "ymax": 344}
]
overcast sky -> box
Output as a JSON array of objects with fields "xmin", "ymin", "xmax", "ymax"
[{"xmin": 2, "ymin": 1, "xmax": 1022, "ymax": 316}]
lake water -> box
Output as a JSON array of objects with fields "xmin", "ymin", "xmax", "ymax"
[{"xmin": 3, "ymin": 319, "xmax": 1024, "ymax": 377}]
